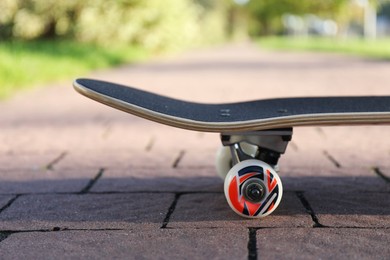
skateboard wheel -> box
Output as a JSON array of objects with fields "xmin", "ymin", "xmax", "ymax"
[
  {"xmin": 215, "ymin": 143, "xmax": 258, "ymax": 179},
  {"xmin": 224, "ymin": 159, "xmax": 283, "ymax": 218},
  {"xmin": 215, "ymin": 146, "xmax": 233, "ymax": 179}
]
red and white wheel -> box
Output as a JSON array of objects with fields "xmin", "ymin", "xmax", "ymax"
[{"xmin": 224, "ymin": 159, "xmax": 283, "ymax": 218}]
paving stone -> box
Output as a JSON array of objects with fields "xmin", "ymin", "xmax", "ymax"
[
  {"xmin": 0, "ymin": 127, "xmax": 91, "ymax": 154},
  {"xmin": 169, "ymin": 192, "xmax": 312, "ymax": 228},
  {"xmin": 178, "ymin": 148, "xmax": 220, "ymax": 169},
  {"xmin": 275, "ymin": 126, "xmax": 390, "ymax": 172},
  {"xmin": 56, "ymin": 148, "xmax": 178, "ymax": 170},
  {"xmin": 0, "ymin": 82, "xmax": 118, "ymax": 128},
  {"xmin": 0, "ymin": 169, "xmax": 98, "ymax": 194},
  {"xmin": 91, "ymin": 167, "xmax": 222, "ymax": 193},
  {"xmin": 281, "ymin": 168, "xmax": 390, "ymax": 193},
  {"xmin": 320, "ymin": 126, "xmax": 390, "ymax": 169},
  {"xmin": 0, "ymin": 228, "xmax": 248, "ymax": 260},
  {"xmin": 0, "ymin": 193, "xmax": 174, "ymax": 230},
  {"xmin": 305, "ymin": 191, "xmax": 390, "ymax": 228},
  {"xmin": 0, "ymin": 104, "xmax": 212, "ymax": 157},
  {"xmin": 0, "ymin": 151, "xmax": 60, "ymax": 170},
  {"xmin": 156, "ymin": 130, "xmax": 219, "ymax": 151},
  {"xmin": 256, "ymin": 228, "xmax": 390, "ymax": 260},
  {"xmin": 281, "ymin": 128, "xmax": 335, "ymax": 170}
]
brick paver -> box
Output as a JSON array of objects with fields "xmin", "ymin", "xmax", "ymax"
[
  {"xmin": 0, "ymin": 193, "xmax": 174, "ymax": 230},
  {"xmin": 0, "ymin": 229, "xmax": 249, "ymax": 260},
  {"xmin": 169, "ymin": 192, "xmax": 312, "ymax": 228},
  {"xmin": 0, "ymin": 169, "xmax": 97, "ymax": 194},
  {"xmin": 256, "ymin": 228, "xmax": 390, "ymax": 259},
  {"xmin": 0, "ymin": 43, "xmax": 389, "ymax": 259}
]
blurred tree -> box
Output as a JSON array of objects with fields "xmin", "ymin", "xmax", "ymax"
[
  {"xmin": 378, "ymin": 0, "xmax": 390, "ymax": 18},
  {"xmin": 246, "ymin": 0, "xmax": 349, "ymax": 35},
  {"xmin": 76, "ymin": 0, "xmax": 201, "ymax": 50},
  {"xmin": 0, "ymin": 0, "xmax": 232, "ymax": 51},
  {"xmin": 0, "ymin": 0, "xmax": 81, "ymax": 40},
  {"xmin": 0, "ymin": 0, "xmax": 22, "ymax": 39}
]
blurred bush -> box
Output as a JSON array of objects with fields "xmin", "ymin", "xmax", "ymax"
[{"xmin": 0, "ymin": 0, "xmax": 230, "ymax": 51}]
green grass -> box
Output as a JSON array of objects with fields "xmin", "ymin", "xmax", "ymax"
[
  {"xmin": 257, "ymin": 36, "xmax": 390, "ymax": 60},
  {"xmin": 0, "ymin": 40, "xmax": 148, "ymax": 99}
]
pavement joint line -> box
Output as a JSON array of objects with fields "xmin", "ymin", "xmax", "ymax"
[
  {"xmin": 6, "ymin": 165, "xmax": 216, "ymax": 171},
  {"xmin": 1, "ymin": 226, "xmax": 387, "ymax": 233},
  {"xmin": 315, "ymin": 127, "xmax": 327, "ymax": 138},
  {"xmin": 45, "ymin": 151, "xmax": 68, "ymax": 171},
  {"xmin": 0, "ymin": 189, "xmax": 385, "ymax": 197},
  {"xmin": 196, "ymin": 132, "xmax": 205, "ymax": 139},
  {"xmin": 101, "ymin": 121, "xmax": 113, "ymax": 139},
  {"xmin": 172, "ymin": 150, "xmax": 186, "ymax": 168},
  {"xmin": 289, "ymin": 141, "xmax": 299, "ymax": 152},
  {"xmin": 325, "ymin": 226, "xmax": 390, "ymax": 230},
  {"xmin": 78, "ymin": 168, "xmax": 105, "ymax": 194},
  {"xmin": 145, "ymin": 136, "xmax": 156, "ymax": 152},
  {"xmin": 0, "ymin": 195, "xmax": 21, "ymax": 215},
  {"xmin": 323, "ymin": 150, "xmax": 342, "ymax": 168},
  {"xmin": 89, "ymin": 191, "xmax": 223, "ymax": 195},
  {"xmin": 248, "ymin": 226, "xmax": 390, "ymax": 231},
  {"xmin": 295, "ymin": 191, "xmax": 327, "ymax": 228},
  {"xmin": 0, "ymin": 228, "xmax": 125, "ymax": 242},
  {"xmin": 90, "ymin": 191, "xmax": 223, "ymax": 195},
  {"xmin": 0, "ymin": 231, "xmax": 12, "ymax": 243},
  {"xmin": 360, "ymin": 190, "xmax": 390, "ymax": 194},
  {"xmin": 161, "ymin": 193, "xmax": 182, "ymax": 229},
  {"xmin": 0, "ymin": 191, "xmax": 224, "ymax": 196},
  {"xmin": 247, "ymin": 227, "xmax": 258, "ymax": 260},
  {"xmin": 372, "ymin": 167, "xmax": 390, "ymax": 183},
  {"xmin": 0, "ymin": 226, "xmax": 386, "ymax": 243},
  {"xmin": 0, "ymin": 228, "xmax": 125, "ymax": 233},
  {"xmin": 6, "ymin": 189, "xmax": 386, "ymax": 196}
]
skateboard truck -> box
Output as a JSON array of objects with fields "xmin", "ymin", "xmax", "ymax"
[
  {"xmin": 220, "ymin": 128, "xmax": 293, "ymax": 168},
  {"xmin": 218, "ymin": 128, "xmax": 292, "ymax": 218}
]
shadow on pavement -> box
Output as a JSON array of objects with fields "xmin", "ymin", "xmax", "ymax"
[{"xmin": 0, "ymin": 175, "xmax": 388, "ymax": 230}]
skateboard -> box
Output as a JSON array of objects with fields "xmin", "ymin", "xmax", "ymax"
[{"xmin": 74, "ymin": 78, "xmax": 390, "ymax": 218}]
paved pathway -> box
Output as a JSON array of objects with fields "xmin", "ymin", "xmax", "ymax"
[{"xmin": 0, "ymin": 44, "xmax": 389, "ymax": 259}]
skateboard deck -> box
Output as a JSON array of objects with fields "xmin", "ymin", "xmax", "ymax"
[
  {"xmin": 74, "ymin": 78, "xmax": 390, "ymax": 132},
  {"xmin": 74, "ymin": 78, "xmax": 390, "ymax": 218}
]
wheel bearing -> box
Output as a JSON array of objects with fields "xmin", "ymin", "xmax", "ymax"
[{"xmin": 242, "ymin": 179, "xmax": 266, "ymax": 203}]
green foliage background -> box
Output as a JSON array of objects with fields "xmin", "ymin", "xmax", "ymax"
[
  {"xmin": 3, "ymin": 0, "xmax": 387, "ymax": 49},
  {"xmin": 1, "ymin": 0, "xmax": 389, "ymax": 99},
  {"xmin": 0, "ymin": 0, "xmax": 231, "ymax": 51},
  {"xmin": 244, "ymin": 0, "xmax": 390, "ymax": 36},
  {"xmin": 2, "ymin": 1, "xmax": 390, "ymax": 47},
  {"xmin": 0, "ymin": 0, "xmax": 236, "ymax": 99}
]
